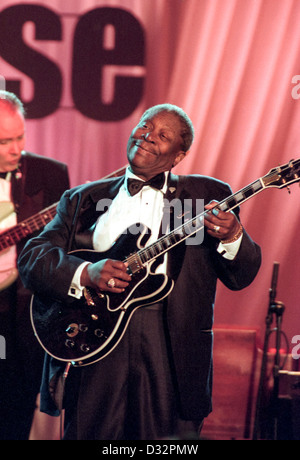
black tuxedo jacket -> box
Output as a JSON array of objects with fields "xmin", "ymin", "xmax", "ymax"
[
  {"xmin": 14, "ymin": 151, "xmax": 70, "ymax": 228},
  {"xmin": 2, "ymin": 151, "xmax": 69, "ymax": 300},
  {"xmin": 11, "ymin": 151, "xmax": 70, "ymax": 299},
  {"xmin": 18, "ymin": 172, "xmax": 261, "ymax": 420}
]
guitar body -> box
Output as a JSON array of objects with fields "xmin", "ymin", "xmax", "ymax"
[
  {"xmin": 0, "ymin": 201, "xmax": 14, "ymax": 222},
  {"xmin": 0, "ymin": 267, "xmax": 18, "ymax": 291},
  {"xmin": 30, "ymin": 227, "xmax": 174, "ymax": 366}
]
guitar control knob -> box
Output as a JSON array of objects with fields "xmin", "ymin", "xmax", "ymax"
[
  {"xmin": 80, "ymin": 344, "xmax": 90, "ymax": 353},
  {"xmin": 94, "ymin": 329, "xmax": 104, "ymax": 338},
  {"xmin": 65, "ymin": 339, "xmax": 75, "ymax": 348},
  {"xmin": 66, "ymin": 323, "xmax": 79, "ymax": 337}
]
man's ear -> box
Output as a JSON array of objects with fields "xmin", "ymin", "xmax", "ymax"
[{"xmin": 173, "ymin": 150, "xmax": 188, "ymax": 168}]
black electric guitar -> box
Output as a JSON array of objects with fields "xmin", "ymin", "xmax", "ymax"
[{"xmin": 30, "ymin": 160, "xmax": 300, "ymax": 366}]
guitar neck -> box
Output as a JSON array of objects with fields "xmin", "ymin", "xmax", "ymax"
[
  {"xmin": 128, "ymin": 177, "xmax": 265, "ymax": 270},
  {"xmin": 0, "ymin": 203, "xmax": 58, "ymax": 251},
  {"xmin": 216, "ymin": 179, "xmax": 263, "ymax": 212}
]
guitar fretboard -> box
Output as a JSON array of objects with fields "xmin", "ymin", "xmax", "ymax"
[
  {"xmin": 126, "ymin": 178, "xmax": 266, "ymax": 271},
  {"xmin": 0, "ymin": 203, "xmax": 57, "ymax": 251}
]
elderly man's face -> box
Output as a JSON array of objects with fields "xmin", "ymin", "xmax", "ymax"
[
  {"xmin": 0, "ymin": 104, "xmax": 25, "ymax": 173},
  {"xmin": 127, "ymin": 110, "xmax": 186, "ymax": 180}
]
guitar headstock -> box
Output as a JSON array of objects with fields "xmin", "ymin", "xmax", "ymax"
[{"xmin": 262, "ymin": 159, "xmax": 300, "ymax": 189}]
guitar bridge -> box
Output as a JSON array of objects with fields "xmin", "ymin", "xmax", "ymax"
[{"xmin": 83, "ymin": 287, "xmax": 105, "ymax": 306}]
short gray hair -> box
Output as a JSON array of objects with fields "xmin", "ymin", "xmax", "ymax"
[
  {"xmin": 140, "ymin": 103, "xmax": 194, "ymax": 152},
  {"xmin": 0, "ymin": 90, "xmax": 25, "ymax": 116}
]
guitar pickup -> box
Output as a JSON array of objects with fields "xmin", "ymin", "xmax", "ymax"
[{"xmin": 125, "ymin": 254, "xmax": 143, "ymax": 274}]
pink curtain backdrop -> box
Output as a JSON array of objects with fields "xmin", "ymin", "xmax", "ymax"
[{"xmin": 1, "ymin": 0, "xmax": 300, "ymax": 350}]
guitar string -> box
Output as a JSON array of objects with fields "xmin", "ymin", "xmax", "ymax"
[
  {"xmin": 127, "ymin": 179, "xmax": 264, "ymax": 269},
  {"xmin": 124, "ymin": 163, "xmax": 295, "ymax": 269},
  {"xmin": 0, "ymin": 207, "xmax": 56, "ymax": 242}
]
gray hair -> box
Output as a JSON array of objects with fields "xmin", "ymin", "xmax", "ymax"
[
  {"xmin": 0, "ymin": 90, "xmax": 25, "ymax": 116},
  {"xmin": 140, "ymin": 103, "xmax": 194, "ymax": 152}
]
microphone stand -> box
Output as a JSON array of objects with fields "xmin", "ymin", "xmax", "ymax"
[
  {"xmin": 252, "ymin": 262, "xmax": 285, "ymax": 440},
  {"xmin": 269, "ymin": 298, "xmax": 285, "ymax": 440}
]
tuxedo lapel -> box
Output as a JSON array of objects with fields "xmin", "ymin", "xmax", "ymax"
[
  {"xmin": 69, "ymin": 176, "xmax": 126, "ymax": 251},
  {"xmin": 89, "ymin": 176, "xmax": 125, "ymax": 203}
]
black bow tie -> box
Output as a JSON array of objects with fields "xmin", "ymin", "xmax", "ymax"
[
  {"xmin": 0, "ymin": 169, "xmax": 22, "ymax": 180},
  {"xmin": 0, "ymin": 168, "xmax": 22, "ymax": 179},
  {"xmin": 127, "ymin": 172, "xmax": 165, "ymax": 196}
]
